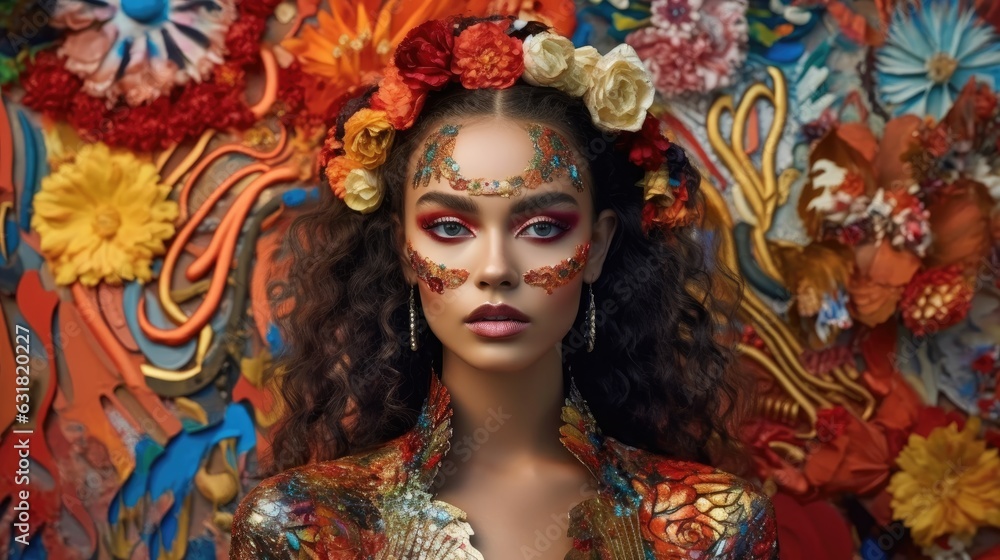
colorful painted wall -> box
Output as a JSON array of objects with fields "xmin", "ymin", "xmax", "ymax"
[{"xmin": 1, "ymin": 0, "xmax": 999, "ymax": 558}]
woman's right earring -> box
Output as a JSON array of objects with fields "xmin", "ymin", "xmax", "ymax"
[
  {"xmin": 585, "ymin": 283, "xmax": 596, "ymax": 352},
  {"xmin": 409, "ymin": 284, "xmax": 419, "ymax": 352}
]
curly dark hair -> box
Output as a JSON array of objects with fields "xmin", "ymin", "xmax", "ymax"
[{"xmin": 260, "ymin": 74, "xmax": 752, "ymax": 477}]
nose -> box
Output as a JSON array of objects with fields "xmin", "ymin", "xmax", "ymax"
[{"xmin": 474, "ymin": 231, "xmax": 520, "ymax": 290}]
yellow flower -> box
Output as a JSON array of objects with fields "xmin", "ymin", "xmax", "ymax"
[
  {"xmin": 638, "ymin": 168, "xmax": 674, "ymax": 203},
  {"xmin": 888, "ymin": 417, "xmax": 1000, "ymax": 548},
  {"xmin": 343, "ymin": 168, "xmax": 383, "ymax": 214},
  {"xmin": 30, "ymin": 143, "xmax": 178, "ymax": 287},
  {"xmin": 342, "ymin": 109, "xmax": 395, "ymax": 169}
]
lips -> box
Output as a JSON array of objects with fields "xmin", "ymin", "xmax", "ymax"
[{"xmin": 464, "ymin": 303, "xmax": 530, "ymax": 323}]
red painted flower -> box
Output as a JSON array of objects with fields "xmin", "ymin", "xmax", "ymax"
[
  {"xmin": 394, "ymin": 19, "xmax": 455, "ymax": 90},
  {"xmin": 627, "ymin": 114, "xmax": 672, "ymax": 170},
  {"xmin": 899, "ymin": 265, "xmax": 975, "ymax": 337},
  {"xmin": 451, "ymin": 21, "xmax": 524, "ymax": 89}
]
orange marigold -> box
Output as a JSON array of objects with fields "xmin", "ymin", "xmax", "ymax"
[
  {"xmin": 451, "ymin": 21, "xmax": 524, "ymax": 89},
  {"xmin": 370, "ymin": 66, "xmax": 427, "ymax": 130},
  {"xmin": 325, "ymin": 156, "xmax": 361, "ymax": 199}
]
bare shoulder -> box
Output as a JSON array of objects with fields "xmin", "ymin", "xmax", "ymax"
[
  {"xmin": 230, "ymin": 460, "xmax": 380, "ymax": 559},
  {"xmin": 627, "ymin": 452, "xmax": 779, "ymax": 559}
]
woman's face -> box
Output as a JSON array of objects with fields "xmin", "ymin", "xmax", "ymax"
[{"xmin": 399, "ymin": 116, "xmax": 618, "ymax": 372}]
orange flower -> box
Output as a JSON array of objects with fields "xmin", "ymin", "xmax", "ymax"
[
  {"xmin": 342, "ymin": 109, "xmax": 395, "ymax": 169},
  {"xmin": 451, "ymin": 21, "xmax": 524, "ymax": 89},
  {"xmin": 324, "ymin": 156, "xmax": 361, "ymax": 199},
  {"xmin": 370, "ymin": 66, "xmax": 427, "ymax": 130},
  {"xmin": 846, "ymin": 242, "xmax": 921, "ymax": 327}
]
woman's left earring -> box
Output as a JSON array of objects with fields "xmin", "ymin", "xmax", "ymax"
[
  {"xmin": 410, "ymin": 284, "xmax": 419, "ymax": 351},
  {"xmin": 586, "ymin": 283, "xmax": 596, "ymax": 352}
]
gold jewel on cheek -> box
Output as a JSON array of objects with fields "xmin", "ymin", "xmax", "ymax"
[
  {"xmin": 411, "ymin": 123, "xmax": 585, "ymax": 197},
  {"xmin": 523, "ymin": 243, "xmax": 591, "ymax": 295},
  {"xmin": 406, "ymin": 241, "xmax": 470, "ymax": 294}
]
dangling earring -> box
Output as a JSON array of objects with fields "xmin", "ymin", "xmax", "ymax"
[
  {"xmin": 409, "ymin": 284, "xmax": 419, "ymax": 351},
  {"xmin": 585, "ymin": 283, "xmax": 596, "ymax": 352}
]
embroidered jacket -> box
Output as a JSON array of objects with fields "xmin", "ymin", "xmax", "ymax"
[{"xmin": 231, "ymin": 370, "xmax": 779, "ymax": 559}]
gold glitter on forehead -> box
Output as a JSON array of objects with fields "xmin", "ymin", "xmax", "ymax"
[
  {"xmin": 411, "ymin": 123, "xmax": 585, "ymax": 197},
  {"xmin": 523, "ymin": 243, "xmax": 591, "ymax": 295}
]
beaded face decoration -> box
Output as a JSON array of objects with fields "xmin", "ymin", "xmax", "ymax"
[
  {"xmin": 406, "ymin": 241, "xmax": 470, "ymax": 294},
  {"xmin": 412, "ymin": 123, "xmax": 585, "ymax": 197},
  {"xmin": 523, "ymin": 243, "xmax": 591, "ymax": 295}
]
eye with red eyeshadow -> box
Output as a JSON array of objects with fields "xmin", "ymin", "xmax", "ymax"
[
  {"xmin": 421, "ymin": 216, "xmax": 476, "ymax": 239},
  {"xmin": 420, "ymin": 212, "xmax": 577, "ymax": 242},
  {"xmin": 515, "ymin": 216, "xmax": 572, "ymax": 239}
]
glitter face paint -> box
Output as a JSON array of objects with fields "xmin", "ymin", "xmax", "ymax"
[
  {"xmin": 412, "ymin": 123, "xmax": 585, "ymax": 197},
  {"xmin": 522, "ymin": 243, "xmax": 591, "ymax": 295},
  {"xmin": 406, "ymin": 241, "xmax": 470, "ymax": 294}
]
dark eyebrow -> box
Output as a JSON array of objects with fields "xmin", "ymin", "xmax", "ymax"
[{"xmin": 414, "ymin": 191, "xmax": 579, "ymax": 214}]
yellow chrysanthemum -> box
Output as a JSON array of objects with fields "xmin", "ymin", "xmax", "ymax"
[
  {"xmin": 30, "ymin": 143, "xmax": 178, "ymax": 287},
  {"xmin": 888, "ymin": 417, "xmax": 1000, "ymax": 548}
]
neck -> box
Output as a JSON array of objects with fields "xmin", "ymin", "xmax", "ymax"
[{"xmin": 438, "ymin": 347, "xmax": 571, "ymax": 474}]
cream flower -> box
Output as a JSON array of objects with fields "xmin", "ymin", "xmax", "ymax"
[
  {"xmin": 343, "ymin": 168, "xmax": 383, "ymax": 214},
  {"xmin": 583, "ymin": 44, "xmax": 655, "ymax": 132},
  {"xmin": 522, "ymin": 32, "xmax": 598, "ymax": 97},
  {"xmin": 30, "ymin": 142, "xmax": 178, "ymax": 286}
]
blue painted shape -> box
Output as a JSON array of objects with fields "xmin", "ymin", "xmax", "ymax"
[
  {"xmin": 121, "ymin": 0, "xmax": 169, "ymax": 23},
  {"xmin": 7, "ymin": 526, "xmax": 48, "ymax": 560},
  {"xmin": 16, "ymin": 111, "xmax": 39, "ymax": 232},
  {"xmin": 1, "ymin": 211, "xmax": 20, "ymax": 265},
  {"xmin": 110, "ymin": 403, "xmax": 257, "ymax": 558},
  {"xmin": 266, "ymin": 322, "xmax": 284, "ymax": 356},
  {"xmin": 185, "ymin": 535, "xmax": 217, "ymax": 560},
  {"xmin": 110, "ymin": 437, "xmax": 165, "ymax": 524},
  {"xmin": 123, "ymin": 280, "xmax": 198, "ymax": 369}
]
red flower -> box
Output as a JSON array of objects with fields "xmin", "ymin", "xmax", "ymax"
[
  {"xmin": 899, "ymin": 265, "xmax": 974, "ymax": 337},
  {"xmin": 816, "ymin": 406, "xmax": 850, "ymax": 442},
  {"xmin": 912, "ymin": 406, "xmax": 966, "ymax": 438},
  {"xmin": 451, "ymin": 21, "xmax": 524, "ymax": 89},
  {"xmin": 370, "ymin": 66, "xmax": 427, "ymax": 130},
  {"xmin": 627, "ymin": 114, "xmax": 672, "ymax": 170},
  {"xmin": 394, "ymin": 19, "xmax": 455, "ymax": 90}
]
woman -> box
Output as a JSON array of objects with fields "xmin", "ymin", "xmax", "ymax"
[{"xmin": 231, "ymin": 15, "xmax": 778, "ymax": 559}]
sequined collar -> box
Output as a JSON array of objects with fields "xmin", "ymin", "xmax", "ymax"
[{"xmin": 404, "ymin": 367, "xmax": 643, "ymax": 515}]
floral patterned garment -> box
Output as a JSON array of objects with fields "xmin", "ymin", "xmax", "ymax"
[{"xmin": 230, "ymin": 370, "xmax": 779, "ymax": 559}]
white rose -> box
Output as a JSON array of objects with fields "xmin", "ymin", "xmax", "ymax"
[
  {"xmin": 343, "ymin": 168, "xmax": 383, "ymax": 214},
  {"xmin": 583, "ymin": 44, "xmax": 655, "ymax": 132},
  {"xmin": 522, "ymin": 32, "xmax": 575, "ymax": 86},
  {"xmin": 523, "ymin": 34, "xmax": 602, "ymax": 98},
  {"xmin": 559, "ymin": 46, "xmax": 601, "ymax": 98}
]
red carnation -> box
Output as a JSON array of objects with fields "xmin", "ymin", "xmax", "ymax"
[
  {"xmin": 394, "ymin": 19, "xmax": 455, "ymax": 90},
  {"xmin": 451, "ymin": 21, "xmax": 524, "ymax": 89},
  {"xmin": 627, "ymin": 114, "xmax": 672, "ymax": 170}
]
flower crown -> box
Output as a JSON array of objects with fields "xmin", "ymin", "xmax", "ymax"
[{"xmin": 321, "ymin": 15, "xmax": 698, "ymax": 235}]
